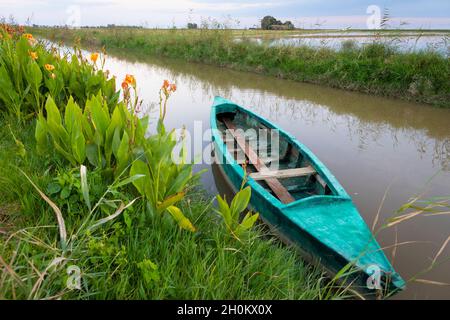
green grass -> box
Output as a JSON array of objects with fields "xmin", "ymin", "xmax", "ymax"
[
  {"xmin": 0, "ymin": 115, "xmax": 338, "ymax": 299},
  {"xmin": 31, "ymin": 27, "xmax": 450, "ymax": 107}
]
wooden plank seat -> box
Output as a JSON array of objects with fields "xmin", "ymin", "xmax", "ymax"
[
  {"xmin": 222, "ymin": 117, "xmax": 295, "ymax": 204},
  {"xmin": 234, "ymin": 156, "xmax": 279, "ymax": 165},
  {"xmin": 249, "ymin": 166, "xmax": 316, "ymax": 181}
]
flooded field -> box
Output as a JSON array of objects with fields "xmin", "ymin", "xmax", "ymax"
[{"xmin": 236, "ymin": 31, "xmax": 450, "ymax": 55}]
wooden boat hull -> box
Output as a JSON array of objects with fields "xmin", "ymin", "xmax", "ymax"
[{"xmin": 211, "ymin": 96, "xmax": 405, "ymax": 297}]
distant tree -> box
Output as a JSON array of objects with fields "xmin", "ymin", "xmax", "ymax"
[
  {"xmin": 187, "ymin": 22, "xmax": 198, "ymax": 29},
  {"xmin": 283, "ymin": 21, "xmax": 295, "ymax": 30},
  {"xmin": 261, "ymin": 16, "xmax": 294, "ymax": 30},
  {"xmin": 261, "ymin": 16, "xmax": 277, "ymax": 30}
]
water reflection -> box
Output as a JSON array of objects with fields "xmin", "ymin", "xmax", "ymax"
[{"xmin": 100, "ymin": 48, "xmax": 450, "ymax": 299}]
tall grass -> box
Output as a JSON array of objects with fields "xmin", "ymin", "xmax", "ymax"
[{"xmin": 31, "ymin": 27, "xmax": 450, "ymax": 107}]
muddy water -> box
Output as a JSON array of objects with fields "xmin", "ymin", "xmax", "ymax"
[{"xmin": 100, "ymin": 49, "xmax": 450, "ymax": 299}]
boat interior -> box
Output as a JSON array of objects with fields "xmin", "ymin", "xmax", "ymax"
[{"xmin": 216, "ymin": 110, "xmax": 335, "ymax": 204}]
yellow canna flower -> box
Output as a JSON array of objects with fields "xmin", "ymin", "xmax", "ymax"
[
  {"xmin": 90, "ymin": 52, "xmax": 99, "ymax": 63},
  {"xmin": 44, "ymin": 64, "xmax": 55, "ymax": 71},
  {"xmin": 29, "ymin": 51, "xmax": 38, "ymax": 60},
  {"xmin": 23, "ymin": 33, "xmax": 34, "ymax": 40}
]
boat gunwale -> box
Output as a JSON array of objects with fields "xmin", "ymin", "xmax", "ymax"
[{"xmin": 211, "ymin": 96, "xmax": 351, "ymax": 209}]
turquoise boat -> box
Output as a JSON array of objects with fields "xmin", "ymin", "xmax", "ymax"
[{"xmin": 211, "ymin": 96, "xmax": 405, "ymax": 297}]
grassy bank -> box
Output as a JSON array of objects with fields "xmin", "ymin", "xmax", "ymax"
[
  {"xmin": 0, "ymin": 24, "xmax": 339, "ymax": 299},
  {"xmin": 32, "ymin": 27, "xmax": 450, "ymax": 108}
]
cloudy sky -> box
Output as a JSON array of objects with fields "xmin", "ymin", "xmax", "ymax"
[{"xmin": 2, "ymin": 0, "xmax": 449, "ymax": 29}]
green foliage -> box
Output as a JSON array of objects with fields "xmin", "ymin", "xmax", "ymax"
[
  {"xmin": 137, "ymin": 259, "xmax": 160, "ymax": 285},
  {"xmin": 35, "ymin": 94, "xmax": 149, "ymax": 177},
  {"xmin": 261, "ymin": 16, "xmax": 294, "ymax": 30},
  {"xmin": 130, "ymin": 120, "xmax": 197, "ymax": 232},
  {"xmin": 216, "ymin": 186, "xmax": 259, "ymax": 239},
  {"xmin": 0, "ymin": 115, "xmax": 332, "ymax": 300},
  {"xmin": 0, "ymin": 28, "xmax": 119, "ymax": 120}
]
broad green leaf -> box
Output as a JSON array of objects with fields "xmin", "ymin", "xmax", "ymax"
[
  {"xmin": 46, "ymin": 182, "xmax": 61, "ymax": 195},
  {"xmin": 166, "ymin": 205, "xmax": 196, "ymax": 232},
  {"xmin": 86, "ymin": 143, "xmax": 100, "ymax": 167},
  {"xmin": 234, "ymin": 212, "xmax": 259, "ymax": 237},
  {"xmin": 53, "ymin": 140, "xmax": 76, "ymax": 165},
  {"xmin": 89, "ymin": 95, "xmax": 109, "ymax": 138},
  {"xmin": 111, "ymin": 127, "xmax": 122, "ymax": 159},
  {"xmin": 47, "ymin": 119, "xmax": 70, "ymax": 149},
  {"xmin": 117, "ymin": 131, "xmax": 129, "ymax": 166},
  {"xmin": 115, "ymin": 174, "xmax": 146, "ymax": 189},
  {"xmin": 230, "ymin": 186, "xmax": 251, "ymax": 220},
  {"xmin": 64, "ymin": 97, "xmax": 80, "ymax": 135},
  {"xmin": 105, "ymin": 106, "xmax": 123, "ymax": 165},
  {"xmin": 165, "ymin": 165, "xmax": 192, "ymax": 196},
  {"xmin": 157, "ymin": 192, "xmax": 185, "ymax": 214},
  {"xmin": 44, "ymin": 96, "xmax": 62, "ymax": 125},
  {"xmin": 216, "ymin": 194, "xmax": 232, "ymax": 227},
  {"xmin": 35, "ymin": 114, "xmax": 48, "ymax": 154},
  {"xmin": 71, "ymin": 122, "xmax": 86, "ymax": 164},
  {"xmin": 60, "ymin": 185, "xmax": 71, "ymax": 199},
  {"xmin": 129, "ymin": 159, "xmax": 149, "ymax": 196}
]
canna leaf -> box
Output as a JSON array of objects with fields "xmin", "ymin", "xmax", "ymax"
[
  {"xmin": 35, "ymin": 113, "xmax": 48, "ymax": 154},
  {"xmin": 157, "ymin": 192, "xmax": 185, "ymax": 214},
  {"xmin": 88, "ymin": 95, "xmax": 109, "ymax": 139},
  {"xmin": 216, "ymin": 194, "xmax": 232, "ymax": 228},
  {"xmin": 166, "ymin": 205, "xmax": 196, "ymax": 232},
  {"xmin": 165, "ymin": 165, "xmax": 192, "ymax": 197},
  {"xmin": 129, "ymin": 159, "xmax": 150, "ymax": 196},
  {"xmin": 230, "ymin": 186, "xmax": 251, "ymax": 220},
  {"xmin": 71, "ymin": 121, "xmax": 86, "ymax": 164},
  {"xmin": 234, "ymin": 212, "xmax": 259, "ymax": 237},
  {"xmin": 114, "ymin": 174, "xmax": 146, "ymax": 189},
  {"xmin": 117, "ymin": 131, "xmax": 130, "ymax": 166}
]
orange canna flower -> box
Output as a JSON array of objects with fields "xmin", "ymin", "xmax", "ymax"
[
  {"xmin": 121, "ymin": 81, "xmax": 129, "ymax": 90},
  {"xmin": 169, "ymin": 83, "xmax": 177, "ymax": 92},
  {"xmin": 163, "ymin": 80, "xmax": 170, "ymax": 89},
  {"xmin": 44, "ymin": 64, "xmax": 55, "ymax": 71},
  {"xmin": 90, "ymin": 52, "xmax": 99, "ymax": 63},
  {"xmin": 125, "ymin": 74, "xmax": 136, "ymax": 86},
  {"xmin": 124, "ymin": 74, "xmax": 136, "ymax": 87},
  {"xmin": 29, "ymin": 51, "xmax": 38, "ymax": 60}
]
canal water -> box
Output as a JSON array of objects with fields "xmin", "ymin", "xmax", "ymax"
[{"xmin": 99, "ymin": 48, "xmax": 450, "ymax": 299}]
